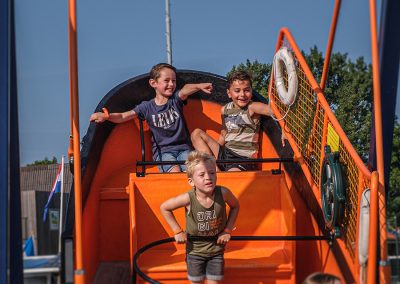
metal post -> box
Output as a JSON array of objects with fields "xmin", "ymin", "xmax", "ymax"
[
  {"xmin": 68, "ymin": 0, "xmax": 85, "ymax": 282},
  {"xmin": 58, "ymin": 156, "xmax": 65, "ymax": 254},
  {"xmin": 0, "ymin": 0, "xmax": 9, "ymax": 281},
  {"xmin": 165, "ymin": 0, "xmax": 172, "ymax": 64}
]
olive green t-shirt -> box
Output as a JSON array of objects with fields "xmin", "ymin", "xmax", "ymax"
[{"xmin": 186, "ymin": 186, "xmax": 227, "ymax": 257}]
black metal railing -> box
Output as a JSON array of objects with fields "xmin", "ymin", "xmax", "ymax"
[
  {"xmin": 135, "ymin": 118, "xmax": 295, "ymax": 176},
  {"xmin": 132, "ymin": 234, "xmax": 335, "ymax": 283},
  {"xmin": 136, "ymin": 158, "xmax": 295, "ymax": 177}
]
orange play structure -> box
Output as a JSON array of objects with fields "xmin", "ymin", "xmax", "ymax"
[
  {"xmin": 74, "ymin": 84, "xmax": 377, "ymax": 283},
  {"xmin": 128, "ymin": 172, "xmax": 296, "ymax": 283},
  {"xmin": 64, "ymin": 0, "xmax": 391, "ymax": 283}
]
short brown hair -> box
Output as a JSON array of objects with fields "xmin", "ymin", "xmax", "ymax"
[
  {"xmin": 227, "ymin": 70, "xmax": 252, "ymax": 88},
  {"xmin": 185, "ymin": 151, "xmax": 216, "ymax": 178},
  {"xmin": 149, "ymin": 63, "xmax": 176, "ymax": 80}
]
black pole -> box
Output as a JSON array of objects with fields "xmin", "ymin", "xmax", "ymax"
[
  {"xmin": 9, "ymin": 0, "xmax": 23, "ymax": 280},
  {"xmin": 138, "ymin": 119, "xmax": 146, "ymax": 176},
  {"xmin": 0, "ymin": 0, "xmax": 9, "ymax": 280}
]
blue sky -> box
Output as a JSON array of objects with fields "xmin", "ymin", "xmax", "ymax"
[{"xmin": 15, "ymin": 0, "xmax": 398, "ymax": 165}]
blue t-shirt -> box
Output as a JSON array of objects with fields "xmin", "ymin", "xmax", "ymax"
[{"xmin": 133, "ymin": 90, "xmax": 192, "ymax": 160}]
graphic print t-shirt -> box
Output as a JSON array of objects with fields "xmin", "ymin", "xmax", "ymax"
[
  {"xmin": 133, "ymin": 90, "xmax": 192, "ymax": 160},
  {"xmin": 186, "ymin": 186, "xmax": 227, "ymax": 257},
  {"xmin": 223, "ymin": 101, "xmax": 260, "ymax": 158}
]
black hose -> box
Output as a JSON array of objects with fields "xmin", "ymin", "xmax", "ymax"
[{"xmin": 132, "ymin": 234, "xmax": 334, "ymax": 284}]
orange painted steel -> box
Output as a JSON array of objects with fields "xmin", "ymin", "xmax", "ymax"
[
  {"xmin": 128, "ymin": 172, "xmax": 296, "ymax": 283},
  {"xmin": 269, "ymin": 28, "xmax": 371, "ymax": 181},
  {"xmin": 267, "ymin": 26, "xmax": 389, "ymax": 282},
  {"xmin": 82, "ymin": 96, "xmax": 350, "ymax": 282},
  {"xmin": 68, "ymin": 0, "xmax": 85, "ymax": 283},
  {"xmin": 368, "ymin": 0, "xmax": 390, "ymax": 282},
  {"xmin": 367, "ymin": 172, "xmax": 379, "ymax": 284},
  {"xmin": 81, "ymin": 99, "xmax": 280, "ymax": 282},
  {"xmin": 319, "ymin": 113, "xmax": 329, "ymax": 177},
  {"xmin": 320, "ymin": 0, "xmax": 341, "ymax": 92}
]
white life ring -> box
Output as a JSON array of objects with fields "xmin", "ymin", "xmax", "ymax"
[
  {"xmin": 358, "ymin": 189, "xmax": 370, "ymax": 265},
  {"xmin": 358, "ymin": 189, "xmax": 370, "ymax": 284},
  {"xmin": 273, "ymin": 47, "xmax": 298, "ymax": 106}
]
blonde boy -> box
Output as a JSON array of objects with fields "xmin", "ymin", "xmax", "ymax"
[{"xmin": 160, "ymin": 151, "xmax": 239, "ymax": 283}]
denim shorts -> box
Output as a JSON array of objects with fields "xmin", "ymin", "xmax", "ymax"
[
  {"xmin": 155, "ymin": 149, "xmax": 190, "ymax": 173},
  {"xmin": 186, "ymin": 253, "xmax": 224, "ymax": 282}
]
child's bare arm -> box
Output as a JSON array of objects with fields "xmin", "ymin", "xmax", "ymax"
[
  {"xmin": 218, "ymin": 107, "xmax": 226, "ymax": 145},
  {"xmin": 90, "ymin": 109, "xmax": 137, "ymax": 124},
  {"xmin": 178, "ymin": 83, "xmax": 213, "ymax": 101},
  {"xmin": 160, "ymin": 193, "xmax": 190, "ymax": 243},
  {"xmin": 217, "ymin": 129, "xmax": 226, "ymax": 146},
  {"xmin": 217, "ymin": 187, "xmax": 240, "ymax": 244},
  {"xmin": 249, "ymin": 102, "xmax": 286, "ymax": 146},
  {"xmin": 222, "ymin": 187, "xmax": 239, "ymax": 231},
  {"xmin": 249, "ymin": 102, "xmax": 274, "ymax": 117}
]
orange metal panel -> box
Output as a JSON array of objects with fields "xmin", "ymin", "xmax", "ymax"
[{"xmin": 128, "ymin": 172, "xmax": 296, "ymax": 283}]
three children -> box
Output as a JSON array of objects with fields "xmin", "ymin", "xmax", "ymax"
[{"xmin": 90, "ymin": 65, "xmax": 285, "ymax": 282}]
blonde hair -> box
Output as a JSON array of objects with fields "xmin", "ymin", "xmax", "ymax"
[{"xmin": 185, "ymin": 151, "xmax": 216, "ymax": 178}]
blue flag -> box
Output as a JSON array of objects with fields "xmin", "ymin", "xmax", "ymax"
[
  {"xmin": 43, "ymin": 163, "xmax": 62, "ymax": 222},
  {"xmin": 23, "ymin": 236, "xmax": 35, "ymax": 257}
]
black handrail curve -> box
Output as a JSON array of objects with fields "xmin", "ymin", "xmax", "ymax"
[
  {"xmin": 132, "ymin": 234, "xmax": 334, "ymax": 284},
  {"xmin": 137, "ymin": 157, "xmax": 294, "ymax": 166},
  {"xmin": 135, "ymin": 157, "xmax": 295, "ymax": 176},
  {"xmin": 138, "ymin": 119, "xmax": 146, "ymax": 176}
]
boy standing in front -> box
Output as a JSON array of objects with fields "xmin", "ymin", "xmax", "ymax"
[
  {"xmin": 160, "ymin": 151, "xmax": 239, "ymax": 283},
  {"xmin": 191, "ymin": 70, "xmax": 283, "ymax": 171},
  {"xmin": 90, "ymin": 63, "xmax": 213, "ymax": 173}
]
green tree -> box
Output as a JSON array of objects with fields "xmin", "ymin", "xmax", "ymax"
[
  {"xmin": 303, "ymin": 46, "xmax": 373, "ymax": 160},
  {"xmin": 302, "ymin": 46, "xmax": 324, "ymax": 84},
  {"xmin": 330, "ymin": 57, "xmax": 373, "ymax": 161},
  {"xmin": 26, "ymin": 156, "xmax": 58, "ymax": 166},
  {"xmin": 388, "ymin": 120, "xmax": 400, "ymax": 227}
]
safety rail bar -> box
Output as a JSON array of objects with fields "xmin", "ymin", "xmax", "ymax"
[
  {"xmin": 132, "ymin": 234, "xmax": 335, "ymax": 284},
  {"xmin": 269, "ymin": 27, "xmax": 384, "ymax": 283},
  {"xmin": 136, "ymin": 115, "xmax": 295, "ymax": 176},
  {"xmin": 138, "ymin": 119, "xmax": 146, "ymax": 176},
  {"xmin": 135, "ymin": 157, "xmax": 295, "ymax": 177},
  {"xmin": 270, "ymin": 28, "xmax": 371, "ymax": 181}
]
